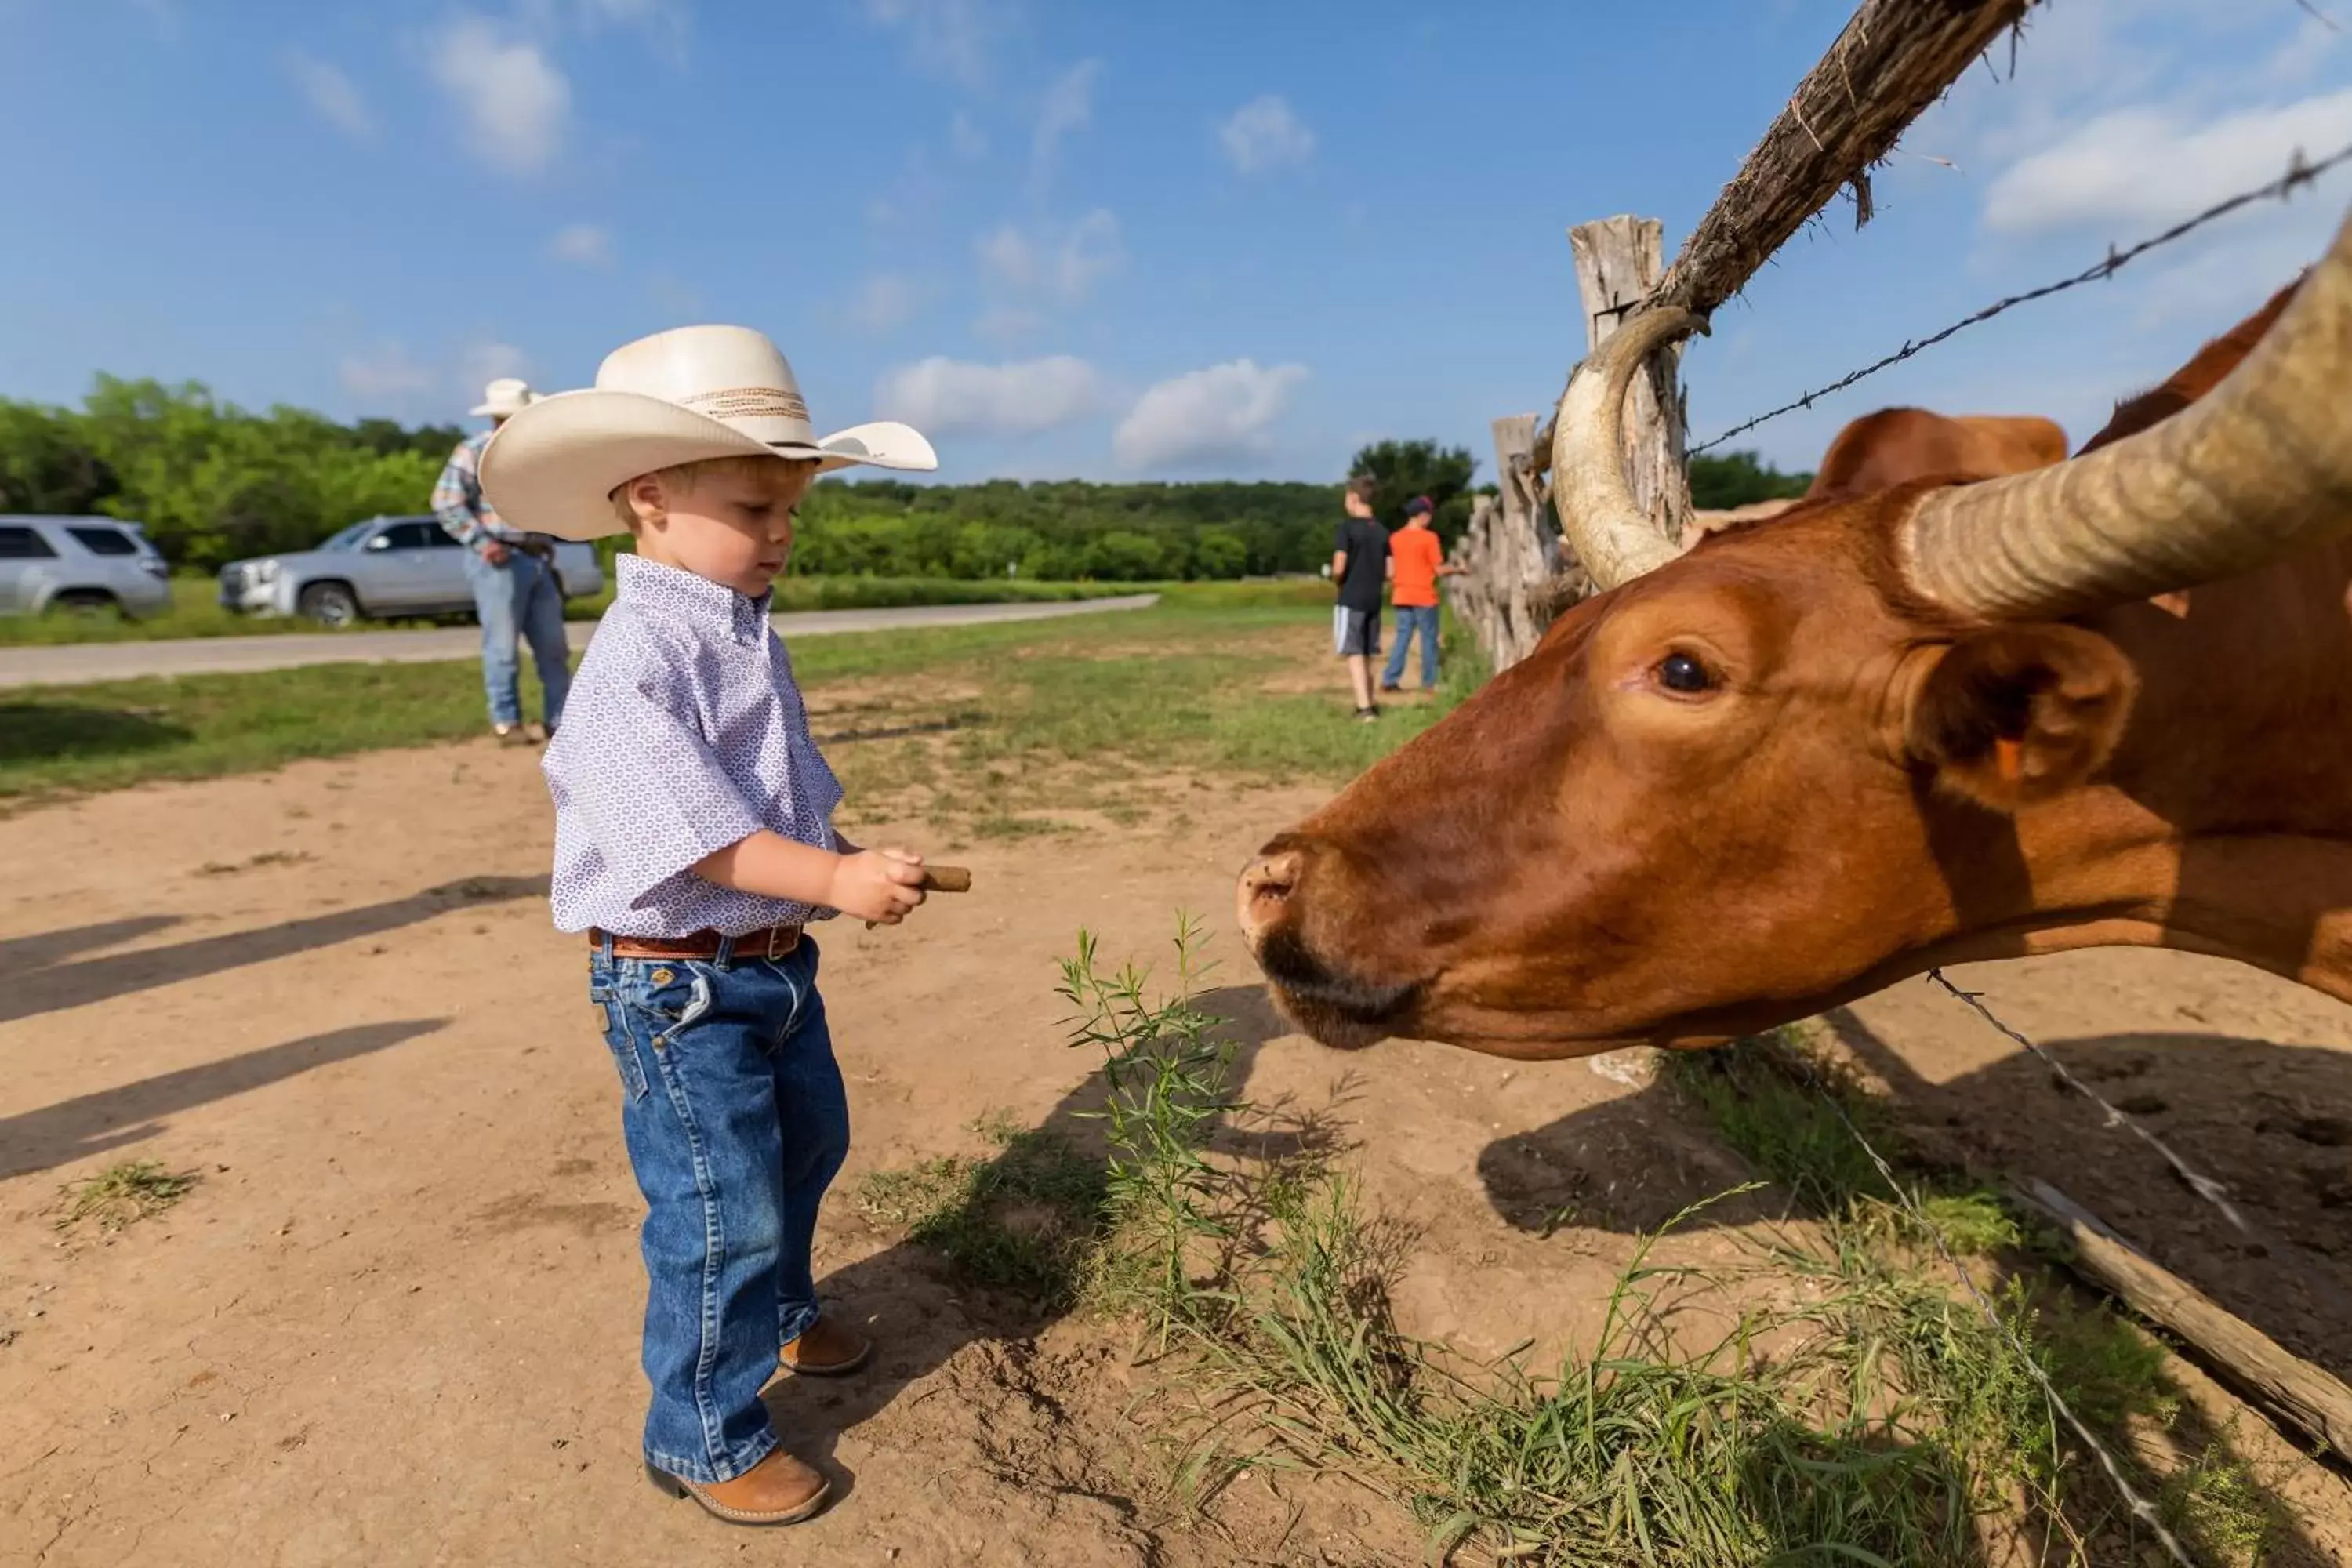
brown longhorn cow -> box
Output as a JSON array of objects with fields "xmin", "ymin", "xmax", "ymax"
[
  {"xmin": 1237, "ymin": 213, "xmax": 2352, "ymax": 1061},
  {"xmin": 1690, "ymin": 406, "xmax": 2072, "ymax": 539},
  {"xmin": 1805, "ymin": 408, "xmax": 2068, "ymax": 499}
]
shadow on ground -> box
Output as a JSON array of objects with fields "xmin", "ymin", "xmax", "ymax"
[
  {"xmin": 0, "ymin": 1018, "xmax": 448, "ymax": 1178},
  {"xmin": 1475, "ymin": 1007, "xmax": 2352, "ymax": 1374},
  {"xmin": 0, "ymin": 701, "xmax": 191, "ymax": 762},
  {"xmin": 764, "ymin": 981, "xmax": 1300, "ymax": 1512},
  {"xmin": 0, "ymin": 874, "xmax": 546, "ymax": 1025}
]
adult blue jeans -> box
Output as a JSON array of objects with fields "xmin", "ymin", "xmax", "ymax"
[
  {"xmin": 463, "ymin": 546, "xmax": 572, "ymax": 729},
  {"xmin": 1382, "ymin": 604, "xmax": 1442, "ymax": 689},
  {"xmin": 588, "ymin": 934, "xmax": 848, "ymax": 1485}
]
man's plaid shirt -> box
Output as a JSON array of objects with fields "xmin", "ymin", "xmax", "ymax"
[{"xmin": 432, "ymin": 429, "xmax": 521, "ymax": 548}]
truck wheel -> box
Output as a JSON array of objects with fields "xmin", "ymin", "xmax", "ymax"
[{"xmin": 298, "ymin": 582, "xmax": 361, "ymax": 628}]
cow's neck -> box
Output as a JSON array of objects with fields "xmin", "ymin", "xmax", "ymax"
[{"xmin": 2005, "ymin": 544, "xmax": 2352, "ymax": 1002}]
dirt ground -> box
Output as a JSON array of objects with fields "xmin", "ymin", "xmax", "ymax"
[{"xmin": 5, "ymin": 739, "xmax": 2351, "ymax": 1564}]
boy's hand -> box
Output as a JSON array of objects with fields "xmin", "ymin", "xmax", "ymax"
[{"xmin": 828, "ymin": 847, "xmax": 927, "ymax": 925}]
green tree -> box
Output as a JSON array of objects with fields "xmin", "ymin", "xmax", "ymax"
[
  {"xmin": 0, "ymin": 400, "xmax": 115, "ymax": 514},
  {"xmin": 1346, "ymin": 437, "xmax": 1478, "ymax": 546},
  {"xmin": 0, "ymin": 374, "xmax": 1363, "ymax": 576},
  {"xmin": 1191, "ymin": 526, "xmax": 1247, "ymax": 579},
  {"xmin": 1688, "ymin": 449, "xmax": 1812, "ymax": 509}
]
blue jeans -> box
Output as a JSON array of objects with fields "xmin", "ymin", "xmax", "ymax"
[
  {"xmin": 1382, "ymin": 604, "xmax": 1441, "ymax": 688},
  {"xmin": 589, "ymin": 935, "xmax": 848, "ymax": 1484},
  {"xmin": 464, "ymin": 547, "xmax": 572, "ymax": 729}
]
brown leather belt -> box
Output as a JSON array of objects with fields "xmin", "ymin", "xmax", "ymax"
[{"xmin": 591, "ymin": 924, "xmax": 802, "ymax": 961}]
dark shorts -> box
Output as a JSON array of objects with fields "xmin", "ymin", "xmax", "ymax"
[{"xmin": 1332, "ymin": 605, "xmax": 1381, "ymax": 658}]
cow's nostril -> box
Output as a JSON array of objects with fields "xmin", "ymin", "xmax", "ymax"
[{"xmin": 1236, "ymin": 850, "xmax": 1306, "ymax": 935}]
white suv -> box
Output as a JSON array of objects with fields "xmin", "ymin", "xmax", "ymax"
[
  {"xmin": 0, "ymin": 516, "xmax": 174, "ymax": 618},
  {"xmin": 217, "ymin": 514, "xmax": 605, "ymax": 626}
]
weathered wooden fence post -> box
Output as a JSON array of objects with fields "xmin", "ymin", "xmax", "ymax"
[
  {"xmin": 1444, "ymin": 412, "xmax": 1559, "ymax": 674},
  {"xmin": 1569, "ymin": 215, "xmax": 1692, "ymax": 549},
  {"xmin": 1564, "ymin": 216, "xmax": 1691, "ymax": 1091}
]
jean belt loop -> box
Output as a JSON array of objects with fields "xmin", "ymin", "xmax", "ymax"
[
  {"xmin": 594, "ymin": 927, "xmax": 614, "ymax": 964},
  {"xmin": 713, "ymin": 932, "xmax": 735, "ymax": 971}
]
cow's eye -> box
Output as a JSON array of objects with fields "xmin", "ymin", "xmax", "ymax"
[{"xmin": 1656, "ymin": 652, "xmax": 1714, "ymax": 694}]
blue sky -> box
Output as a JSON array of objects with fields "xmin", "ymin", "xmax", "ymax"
[{"xmin": 2, "ymin": 0, "xmax": 2348, "ymax": 483}]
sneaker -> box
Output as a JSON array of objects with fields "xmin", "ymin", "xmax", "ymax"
[
  {"xmin": 1379, "ymin": 683, "xmax": 1403, "ymax": 694},
  {"xmin": 1355, "ymin": 706, "xmax": 1380, "ymax": 724},
  {"xmin": 492, "ymin": 723, "xmax": 531, "ymax": 746}
]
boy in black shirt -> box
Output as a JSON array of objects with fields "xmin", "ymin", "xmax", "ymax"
[{"xmin": 1330, "ymin": 474, "xmax": 1391, "ymax": 721}]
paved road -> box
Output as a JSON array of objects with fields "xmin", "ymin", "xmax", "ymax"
[{"xmin": 0, "ymin": 594, "xmax": 1160, "ymax": 691}]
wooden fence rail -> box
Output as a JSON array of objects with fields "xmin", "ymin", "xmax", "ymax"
[{"xmin": 1447, "ymin": 0, "xmax": 2046, "ymax": 673}]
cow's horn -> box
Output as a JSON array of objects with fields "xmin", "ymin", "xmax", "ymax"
[
  {"xmin": 1549, "ymin": 307, "xmax": 1708, "ymax": 591},
  {"xmin": 1901, "ymin": 202, "xmax": 2352, "ymax": 619}
]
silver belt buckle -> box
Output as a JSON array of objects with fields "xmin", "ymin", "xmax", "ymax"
[{"xmin": 765, "ymin": 924, "xmax": 793, "ymax": 961}]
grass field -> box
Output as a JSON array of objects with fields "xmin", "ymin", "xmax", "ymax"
[
  {"xmin": 0, "ymin": 582, "xmax": 1469, "ymax": 814},
  {"xmin": 0, "ymin": 571, "xmax": 1153, "ymax": 646}
]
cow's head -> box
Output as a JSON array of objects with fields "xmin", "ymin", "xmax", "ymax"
[{"xmin": 1239, "ymin": 210, "xmax": 2352, "ymax": 1059}]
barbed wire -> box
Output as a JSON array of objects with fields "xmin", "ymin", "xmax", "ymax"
[
  {"xmin": 1689, "ymin": 138, "xmax": 2352, "ymax": 455},
  {"xmin": 1926, "ymin": 969, "xmax": 2352, "ymax": 1323}
]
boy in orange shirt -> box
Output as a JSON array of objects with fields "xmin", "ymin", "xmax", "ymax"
[{"xmin": 1380, "ymin": 496, "xmax": 1461, "ymax": 692}]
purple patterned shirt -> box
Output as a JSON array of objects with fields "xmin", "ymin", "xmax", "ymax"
[{"xmin": 542, "ymin": 554, "xmax": 844, "ymax": 936}]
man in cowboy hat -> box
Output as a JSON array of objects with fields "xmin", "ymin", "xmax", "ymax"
[
  {"xmin": 432, "ymin": 376, "xmax": 572, "ymax": 742},
  {"xmin": 480, "ymin": 325, "xmax": 938, "ymax": 1528}
]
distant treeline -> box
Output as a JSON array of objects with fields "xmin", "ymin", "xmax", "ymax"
[{"xmin": 0, "ymin": 377, "xmax": 1813, "ymax": 575}]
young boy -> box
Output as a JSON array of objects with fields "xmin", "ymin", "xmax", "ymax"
[
  {"xmin": 1380, "ymin": 495, "xmax": 1463, "ymax": 693},
  {"xmin": 479, "ymin": 325, "xmax": 939, "ymax": 1527},
  {"xmin": 1331, "ymin": 474, "xmax": 1389, "ymax": 721}
]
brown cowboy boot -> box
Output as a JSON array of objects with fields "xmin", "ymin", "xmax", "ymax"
[
  {"xmin": 779, "ymin": 1311, "xmax": 871, "ymax": 1377},
  {"xmin": 644, "ymin": 1449, "xmax": 830, "ymax": 1526}
]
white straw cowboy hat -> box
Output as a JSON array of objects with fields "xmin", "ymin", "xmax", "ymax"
[
  {"xmin": 477, "ymin": 325, "xmax": 937, "ymax": 542},
  {"xmin": 470, "ymin": 377, "xmax": 539, "ymax": 419}
]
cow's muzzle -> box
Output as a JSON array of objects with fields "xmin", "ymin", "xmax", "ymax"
[{"xmin": 1237, "ymin": 840, "xmax": 1424, "ymax": 1049}]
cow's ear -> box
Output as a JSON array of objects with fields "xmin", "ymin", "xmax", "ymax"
[{"xmin": 1904, "ymin": 624, "xmax": 2138, "ymax": 812}]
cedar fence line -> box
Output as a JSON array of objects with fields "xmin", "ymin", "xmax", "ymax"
[
  {"xmin": 1452, "ymin": 0, "xmax": 2046, "ymax": 673},
  {"xmin": 1435, "ymin": 0, "xmax": 2349, "ymax": 1534}
]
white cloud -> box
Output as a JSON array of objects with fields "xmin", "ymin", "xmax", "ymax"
[
  {"xmin": 1984, "ymin": 88, "xmax": 2352, "ymax": 235},
  {"xmin": 549, "ymin": 223, "xmax": 612, "ymax": 266},
  {"xmin": 873, "ymin": 356, "xmax": 1102, "ymax": 435},
  {"xmin": 973, "ymin": 305, "xmax": 1044, "ymax": 345},
  {"xmin": 285, "ymin": 49, "xmax": 372, "ymax": 139},
  {"xmin": 339, "ymin": 344, "xmax": 434, "ymax": 404},
  {"xmin": 2263, "ymin": 16, "xmax": 2344, "ymax": 89},
  {"xmin": 459, "ymin": 339, "xmax": 530, "ymax": 399},
  {"xmin": 950, "ymin": 109, "xmax": 989, "ymax": 162},
  {"xmin": 525, "ymin": 0, "xmax": 684, "ymax": 31},
  {"xmin": 851, "ymin": 273, "xmax": 927, "ymax": 332},
  {"xmin": 428, "ymin": 16, "xmax": 571, "ymax": 176},
  {"xmin": 1113, "ymin": 359, "xmax": 1308, "ymax": 471},
  {"xmin": 1031, "ymin": 57, "xmax": 1100, "ymax": 191},
  {"xmin": 977, "ymin": 209, "xmax": 1123, "ymax": 304},
  {"xmin": 861, "ymin": 0, "xmax": 1006, "ymax": 89},
  {"xmin": 1218, "ymin": 94, "xmax": 1315, "ymax": 175},
  {"xmin": 510, "ymin": 0, "xmax": 691, "ymax": 61}
]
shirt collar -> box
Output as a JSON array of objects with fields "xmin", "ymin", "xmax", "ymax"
[{"xmin": 616, "ymin": 554, "xmax": 772, "ymax": 648}]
